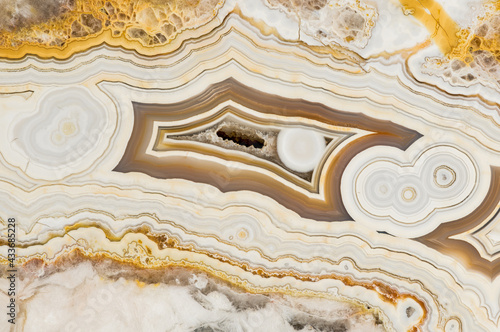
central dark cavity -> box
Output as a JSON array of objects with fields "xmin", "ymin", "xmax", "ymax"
[{"xmin": 216, "ymin": 128, "xmax": 265, "ymax": 149}]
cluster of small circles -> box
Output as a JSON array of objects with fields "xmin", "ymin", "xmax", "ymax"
[
  {"xmin": 51, "ymin": 118, "xmax": 79, "ymax": 145},
  {"xmin": 398, "ymin": 165, "xmax": 456, "ymax": 203},
  {"xmin": 228, "ymin": 226, "xmax": 252, "ymax": 242},
  {"xmin": 352, "ymin": 145, "xmax": 477, "ymax": 231}
]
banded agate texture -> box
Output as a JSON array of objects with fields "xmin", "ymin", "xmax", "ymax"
[{"xmin": 0, "ymin": 0, "xmax": 499, "ymax": 331}]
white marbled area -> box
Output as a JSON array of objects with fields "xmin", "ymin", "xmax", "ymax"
[
  {"xmin": 438, "ymin": 0, "xmax": 485, "ymax": 26},
  {"xmin": 0, "ymin": 2, "xmax": 498, "ymax": 332},
  {"xmin": 0, "ymin": 262, "xmax": 386, "ymax": 332},
  {"xmin": 355, "ymin": 0, "xmax": 429, "ymax": 58},
  {"xmin": 264, "ymin": 0, "xmax": 378, "ymax": 49},
  {"xmin": 5, "ymin": 224, "xmax": 437, "ymax": 332}
]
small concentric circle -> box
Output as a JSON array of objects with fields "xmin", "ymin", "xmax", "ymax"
[
  {"xmin": 401, "ymin": 187, "xmax": 417, "ymax": 202},
  {"xmin": 433, "ymin": 165, "xmax": 456, "ymax": 188}
]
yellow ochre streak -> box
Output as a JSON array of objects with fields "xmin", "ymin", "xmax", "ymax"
[{"xmin": 398, "ymin": 0, "xmax": 460, "ymax": 55}]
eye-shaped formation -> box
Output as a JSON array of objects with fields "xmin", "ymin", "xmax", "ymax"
[
  {"xmin": 1, "ymin": 1, "xmax": 500, "ymax": 332},
  {"xmin": 115, "ymin": 79, "xmax": 419, "ymax": 221}
]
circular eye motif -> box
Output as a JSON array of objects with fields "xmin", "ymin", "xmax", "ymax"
[
  {"xmin": 401, "ymin": 187, "xmax": 417, "ymax": 201},
  {"xmin": 236, "ymin": 228, "xmax": 248, "ymax": 240},
  {"xmin": 277, "ymin": 127, "xmax": 326, "ymax": 173},
  {"xmin": 377, "ymin": 183, "xmax": 392, "ymax": 197},
  {"xmin": 445, "ymin": 318, "xmax": 461, "ymax": 332},
  {"xmin": 11, "ymin": 86, "xmax": 110, "ymax": 180},
  {"xmin": 433, "ymin": 165, "xmax": 456, "ymax": 188},
  {"xmin": 396, "ymin": 298, "xmax": 424, "ymax": 330},
  {"xmin": 394, "ymin": 179, "xmax": 428, "ymax": 219}
]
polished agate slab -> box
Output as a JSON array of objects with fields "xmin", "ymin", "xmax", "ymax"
[{"xmin": 0, "ymin": 0, "xmax": 500, "ymax": 331}]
